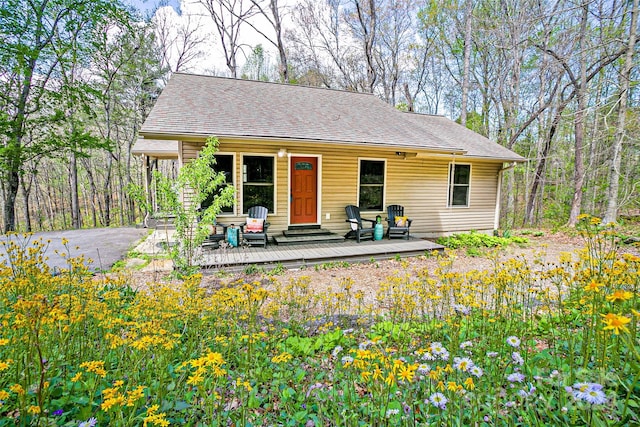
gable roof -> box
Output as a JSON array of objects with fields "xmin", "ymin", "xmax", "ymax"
[{"xmin": 139, "ymin": 73, "xmax": 524, "ymax": 162}]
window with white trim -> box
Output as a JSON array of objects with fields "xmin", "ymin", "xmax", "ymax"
[
  {"xmin": 358, "ymin": 159, "xmax": 385, "ymax": 211},
  {"xmin": 242, "ymin": 155, "xmax": 275, "ymax": 213},
  {"xmin": 448, "ymin": 164, "xmax": 471, "ymax": 207}
]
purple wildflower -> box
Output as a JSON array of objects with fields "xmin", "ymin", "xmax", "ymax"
[
  {"xmin": 507, "ymin": 372, "xmax": 525, "ymax": 383},
  {"xmin": 428, "ymin": 392, "xmax": 448, "ymax": 409}
]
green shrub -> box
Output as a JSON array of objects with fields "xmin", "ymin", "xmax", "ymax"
[{"xmin": 436, "ymin": 230, "xmax": 529, "ymax": 249}]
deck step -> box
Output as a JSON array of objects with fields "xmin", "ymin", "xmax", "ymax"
[
  {"xmin": 273, "ymin": 233, "xmax": 345, "ymax": 245},
  {"xmin": 283, "ymin": 228, "xmax": 333, "ymax": 237},
  {"xmin": 287, "ymin": 224, "xmax": 321, "ymax": 231}
]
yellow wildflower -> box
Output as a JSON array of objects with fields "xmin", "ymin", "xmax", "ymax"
[
  {"xmin": 602, "ymin": 313, "xmax": 631, "ymax": 335},
  {"xmin": 398, "ymin": 364, "xmax": 416, "ymax": 383},
  {"xmin": 102, "ymin": 386, "xmax": 120, "ymax": 399},
  {"xmin": 584, "ymin": 280, "xmax": 604, "ymax": 293},
  {"xmin": 9, "ymin": 384, "xmax": 24, "ymax": 395},
  {"xmin": 464, "ymin": 377, "xmax": 475, "ymax": 390},
  {"xmin": 27, "ymin": 405, "xmax": 41, "ymax": 415},
  {"xmin": 239, "ymin": 380, "xmax": 252, "ymax": 392},
  {"xmin": 144, "ymin": 404, "xmax": 170, "ymax": 427},
  {"xmin": 372, "ymin": 366, "xmax": 383, "ymax": 381},
  {"xmin": 186, "ymin": 371, "xmax": 204, "ymax": 386},
  {"xmin": 385, "ymin": 372, "xmax": 396, "ymax": 386},
  {"xmin": 606, "ymin": 290, "xmax": 633, "ymax": 303},
  {"xmin": 205, "ymin": 351, "xmax": 224, "ymax": 366},
  {"xmin": 126, "ymin": 386, "xmax": 146, "ymax": 406},
  {"xmin": 271, "ymin": 352, "xmax": 293, "ymax": 364},
  {"xmin": 447, "ymin": 381, "xmax": 458, "ymax": 391},
  {"xmin": 212, "ymin": 366, "xmax": 226, "ymax": 378},
  {"xmin": 392, "ymin": 358, "xmax": 405, "ymax": 371},
  {"xmin": 361, "ymin": 371, "xmax": 372, "ymax": 382},
  {"xmin": 80, "ymin": 360, "xmax": 107, "ymax": 378},
  {"xmin": 189, "ymin": 358, "xmax": 205, "ymax": 369},
  {"xmin": 0, "ymin": 390, "xmax": 9, "ymax": 400},
  {"xmin": 71, "ymin": 372, "xmax": 83, "ymax": 382}
]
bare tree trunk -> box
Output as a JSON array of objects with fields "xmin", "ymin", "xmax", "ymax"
[
  {"xmin": 82, "ymin": 159, "xmax": 102, "ymax": 227},
  {"xmin": 459, "ymin": 0, "xmax": 473, "ymax": 126},
  {"xmin": 200, "ymin": 0, "xmax": 256, "ymax": 78},
  {"xmin": 33, "ymin": 178, "xmax": 42, "ymax": 230},
  {"xmin": 524, "ymin": 98, "xmax": 570, "ymax": 225},
  {"xmin": 270, "ymin": 0, "xmax": 288, "ymax": 82},
  {"xmin": 567, "ymin": 3, "xmax": 589, "ymax": 227},
  {"xmin": 70, "ymin": 152, "xmax": 81, "ymax": 229},
  {"xmin": 354, "ymin": 0, "xmax": 377, "ymax": 93},
  {"xmin": 242, "ymin": 0, "xmax": 290, "ymax": 82},
  {"xmin": 104, "ymin": 152, "xmax": 113, "ymax": 227},
  {"xmin": 603, "ymin": 0, "xmax": 638, "ymax": 224},
  {"xmin": 3, "ymin": 170, "xmax": 19, "ymax": 233},
  {"xmin": 19, "ymin": 176, "xmax": 31, "ymax": 232}
]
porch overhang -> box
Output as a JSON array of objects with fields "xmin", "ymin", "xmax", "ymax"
[{"xmin": 132, "ymin": 139, "xmax": 179, "ymax": 159}]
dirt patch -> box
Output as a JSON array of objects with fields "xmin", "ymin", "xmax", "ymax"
[
  {"xmin": 125, "ymin": 233, "xmax": 593, "ymax": 296},
  {"xmin": 244, "ymin": 233, "xmax": 590, "ymax": 309}
]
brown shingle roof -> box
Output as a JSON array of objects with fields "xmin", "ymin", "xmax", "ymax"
[
  {"xmin": 140, "ymin": 73, "xmax": 524, "ymax": 161},
  {"xmin": 401, "ymin": 113, "xmax": 525, "ymax": 161}
]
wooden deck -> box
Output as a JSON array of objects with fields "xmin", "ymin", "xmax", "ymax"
[{"xmin": 199, "ymin": 237, "xmax": 444, "ymax": 271}]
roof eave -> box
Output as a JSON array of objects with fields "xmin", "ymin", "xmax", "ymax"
[{"xmin": 139, "ymin": 131, "xmax": 467, "ymax": 155}]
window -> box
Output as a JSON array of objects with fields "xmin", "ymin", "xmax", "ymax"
[
  {"xmin": 242, "ymin": 155, "xmax": 274, "ymax": 213},
  {"xmin": 448, "ymin": 164, "xmax": 470, "ymax": 207},
  {"xmin": 358, "ymin": 159, "xmax": 385, "ymax": 211},
  {"xmin": 201, "ymin": 154, "xmax": 234, "ymax": 214}
]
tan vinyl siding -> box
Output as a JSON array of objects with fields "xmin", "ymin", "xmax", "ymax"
[
  {"xmin": 178, "ymin": 138, "xmax": 502, "ymax": 237},
  {"xmin": 181, "ymin": 141, "xmax": 201, "ymax": 164}
]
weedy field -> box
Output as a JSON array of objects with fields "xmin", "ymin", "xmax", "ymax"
[{"xmin": 0, "ymin": 215, "xmax": 638, "ymax": 426}]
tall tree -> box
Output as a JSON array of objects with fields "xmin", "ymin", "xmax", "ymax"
[
  {"xmin": 244, "ymin": 0, "xmax": 290, "ymax": 82},
  {"xmin": 153, "ymin": 5, "xmax": 209, "ymax": 78},
  {"xmin": 458, "ymin": 0, "xmax": 472, "ymax": 126},
  {"xmin": 566, "ymin": 2, "xmax": 590, "ymax": 227},
  {"xmin": 199, "ymin": 0, "xmax": 257, "ymax": 78},
  {"xmin": 603, "ymin": 0, "xmax": 639, "ymax": 224},
  {"xmin": 0, "ymin": 0, "xmax": 127, "ymax": 232},
  {"xmin": 90, "ymin": 19, "xmax": 164, "ymax": 227},
  {"xmin": 344, "ymin": 0, "xmax": 378, "ymax": 93},
  {"xmin": 376, "ymin": 0, "xmax": 416, "ymax": 106},
  {"xmin": 288, "ymin": 0, "xmax": 360, "ymax": 89}
]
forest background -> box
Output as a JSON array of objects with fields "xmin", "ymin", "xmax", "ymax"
[{"xmin": 0, "ymin": 0, "xmax": 638, "ymax": 234}]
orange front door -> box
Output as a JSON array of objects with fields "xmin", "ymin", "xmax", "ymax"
[{"xmin": 290, "ymin": 157, "xmax": 317, "ymax": 224}]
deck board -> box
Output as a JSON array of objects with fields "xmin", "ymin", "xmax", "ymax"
[
  {"xmin": 199, "ymin": 238, "xmax": 443, "ymax": 270},
  {"xmin": 135, "ymin": 230, "xmax": 444, "ymax": 271}
]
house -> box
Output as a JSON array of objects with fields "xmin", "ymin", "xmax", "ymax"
[{"xmin": 134, "ymin": 73, "xmax": 525, "ymax": 240}]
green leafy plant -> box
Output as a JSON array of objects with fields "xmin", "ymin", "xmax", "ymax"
[
  {"xmin": 243, "ymin": 264, "xmax": 265, "ymax": 275},
  {"xmin": 147, "ymin": 136, "xmax": 235, "ymax": 276},
  {"xmin": 436, "ymin": 230, "xmax": 528, "ymax": 249},
  {"xmin": 268, "ymin": 263, "xmax": 286, "ymax": 276}
]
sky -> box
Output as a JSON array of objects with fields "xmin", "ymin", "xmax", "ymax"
[
  {"xmin": 125, "ymin": 0, "xmax": 286, "ymax": 77},
  {"xmin": 127, "ymin": 0, "xmax": 182, "ymax": 16}
]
